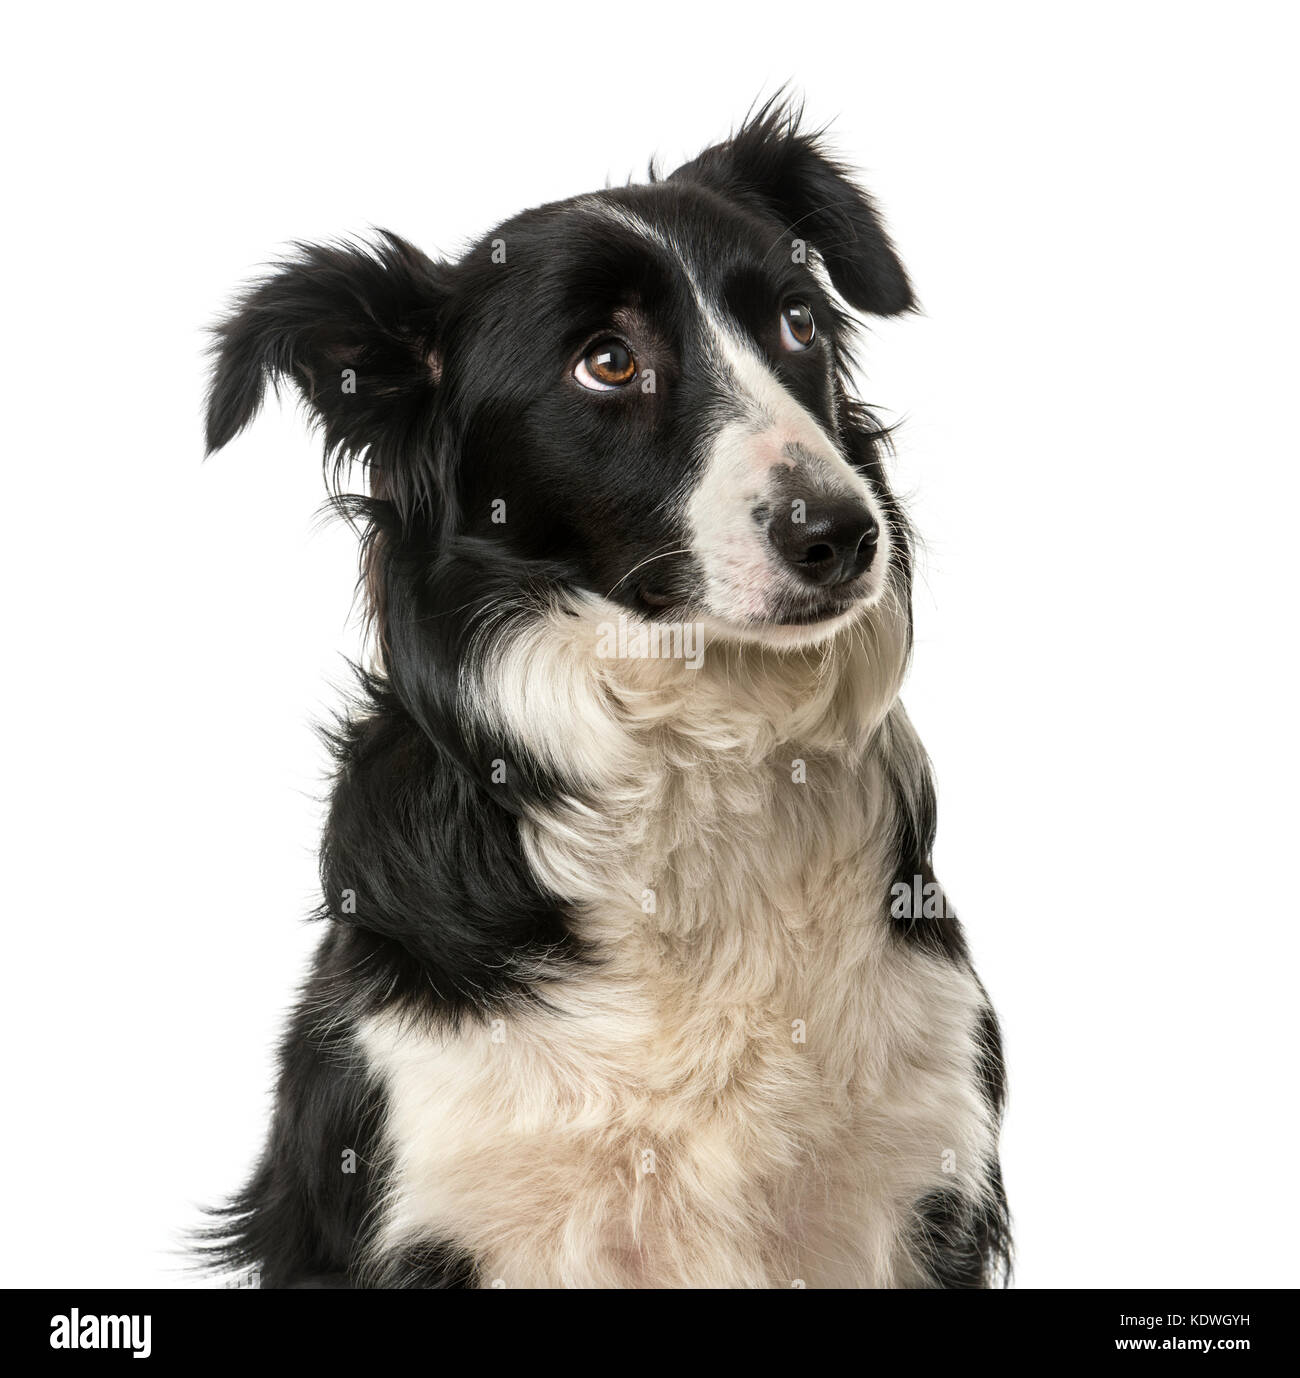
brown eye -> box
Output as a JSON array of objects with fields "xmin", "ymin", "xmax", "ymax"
[
  {"xmin": 575, "ymin": 339, "xmax": 637, "ymax": 390},
  {"xmin": 780, "ymin": 302, "xmax": 816, "ymax": 351}
]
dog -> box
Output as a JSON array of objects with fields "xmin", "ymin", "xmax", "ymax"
[{"xmin": 201, "ymin": 99, "xmax": 1010, "ymax": 1289}]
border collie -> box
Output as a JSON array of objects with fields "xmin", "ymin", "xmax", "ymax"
[{"xmin": 202, "ymin": 100, "xmax": 1009, "ymax": 1289}]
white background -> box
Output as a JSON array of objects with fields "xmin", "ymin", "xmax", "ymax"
[{"xmin": 3, "ymin": 1, "xmax": 1296, "ymax": 1288}]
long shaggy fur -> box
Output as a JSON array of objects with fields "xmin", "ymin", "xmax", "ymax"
[{"xmin": 199, "ymin": 97, "xmax": 1009, "ymax": 1289}]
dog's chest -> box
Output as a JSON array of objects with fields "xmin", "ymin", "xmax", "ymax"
[{"xmin": 360, "ymin": 748, "xmax": 990, "ymax": 1287}]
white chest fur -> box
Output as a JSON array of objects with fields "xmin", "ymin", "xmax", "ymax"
[{"xmin": 360, "ymin": 613, "xmax": 996, "ymax": 1288}]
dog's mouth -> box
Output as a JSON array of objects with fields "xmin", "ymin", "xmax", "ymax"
[
  {"xmin": 763, "ymin": 597, "xmax": 862, "ymax": 627},
  {"xmin": 747, "ymin": 565, "xmax": 883, "ymax": 628},
  {"xmin": 637, "ymin": 582, "xmax": 678, "ymax": 611},
  {"xmin": 635, "ymin": 576, "xmax": 871, "ymax": 644}
]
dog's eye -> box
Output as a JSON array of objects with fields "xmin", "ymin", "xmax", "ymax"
[
  {"xmin": 575, "ymin": 339, "xmax": 637, "ymax": 391},
  {"xmin": 780, "ymin": 302, "xmax": 816, "ymax": 351}
]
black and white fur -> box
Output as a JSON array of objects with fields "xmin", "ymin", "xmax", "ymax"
[{"xmin": 201, "ymin": 101, "xmax": 1010, "ymax": 1289}]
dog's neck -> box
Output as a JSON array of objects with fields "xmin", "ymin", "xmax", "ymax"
[{"xmin": 465, "ymin": 595, "xmax": 911, "ymax": 791}]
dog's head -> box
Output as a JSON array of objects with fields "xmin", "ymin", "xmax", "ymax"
[{"xmin": 207, "ymin": 102, "xmax": 915, "ymax": 668}]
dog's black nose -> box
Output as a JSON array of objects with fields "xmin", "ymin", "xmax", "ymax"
[{"xmin": 768, "ymin": 495, "xmax": 879, "ymax": 587}]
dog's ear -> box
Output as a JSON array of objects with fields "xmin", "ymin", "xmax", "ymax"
[
  {"xmin": 670, "ymin": 100, "xmax": 915, "ymax": 316},
  {"xmin": 205, "ymin": 231, "xmax": 449, "ymax": 503}
]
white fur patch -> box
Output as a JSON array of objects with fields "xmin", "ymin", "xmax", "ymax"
[
  {"xmin": 360, "ymin": 606, "xmax": 996, "ymax": 1288},
  {"xmin": 685, "ymin": 312, "xmax": 891, "ymax": 627}
]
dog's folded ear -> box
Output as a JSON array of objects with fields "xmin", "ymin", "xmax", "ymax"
[
  {"xmin": 670, "ymin": 101, "xmax": 915, "ymax": 317},
  {"xmin": 205, "ymin": 231, "xmax": 448, "ymax": 493}
]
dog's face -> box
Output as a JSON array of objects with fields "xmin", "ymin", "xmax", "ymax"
[
  {"xmin": 206, "ymin": 106, "xmax": 914, "ymax": 652},
  {"xmin": 448, "ymin": 181, "xmax": 900, "ymax": 643}
]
